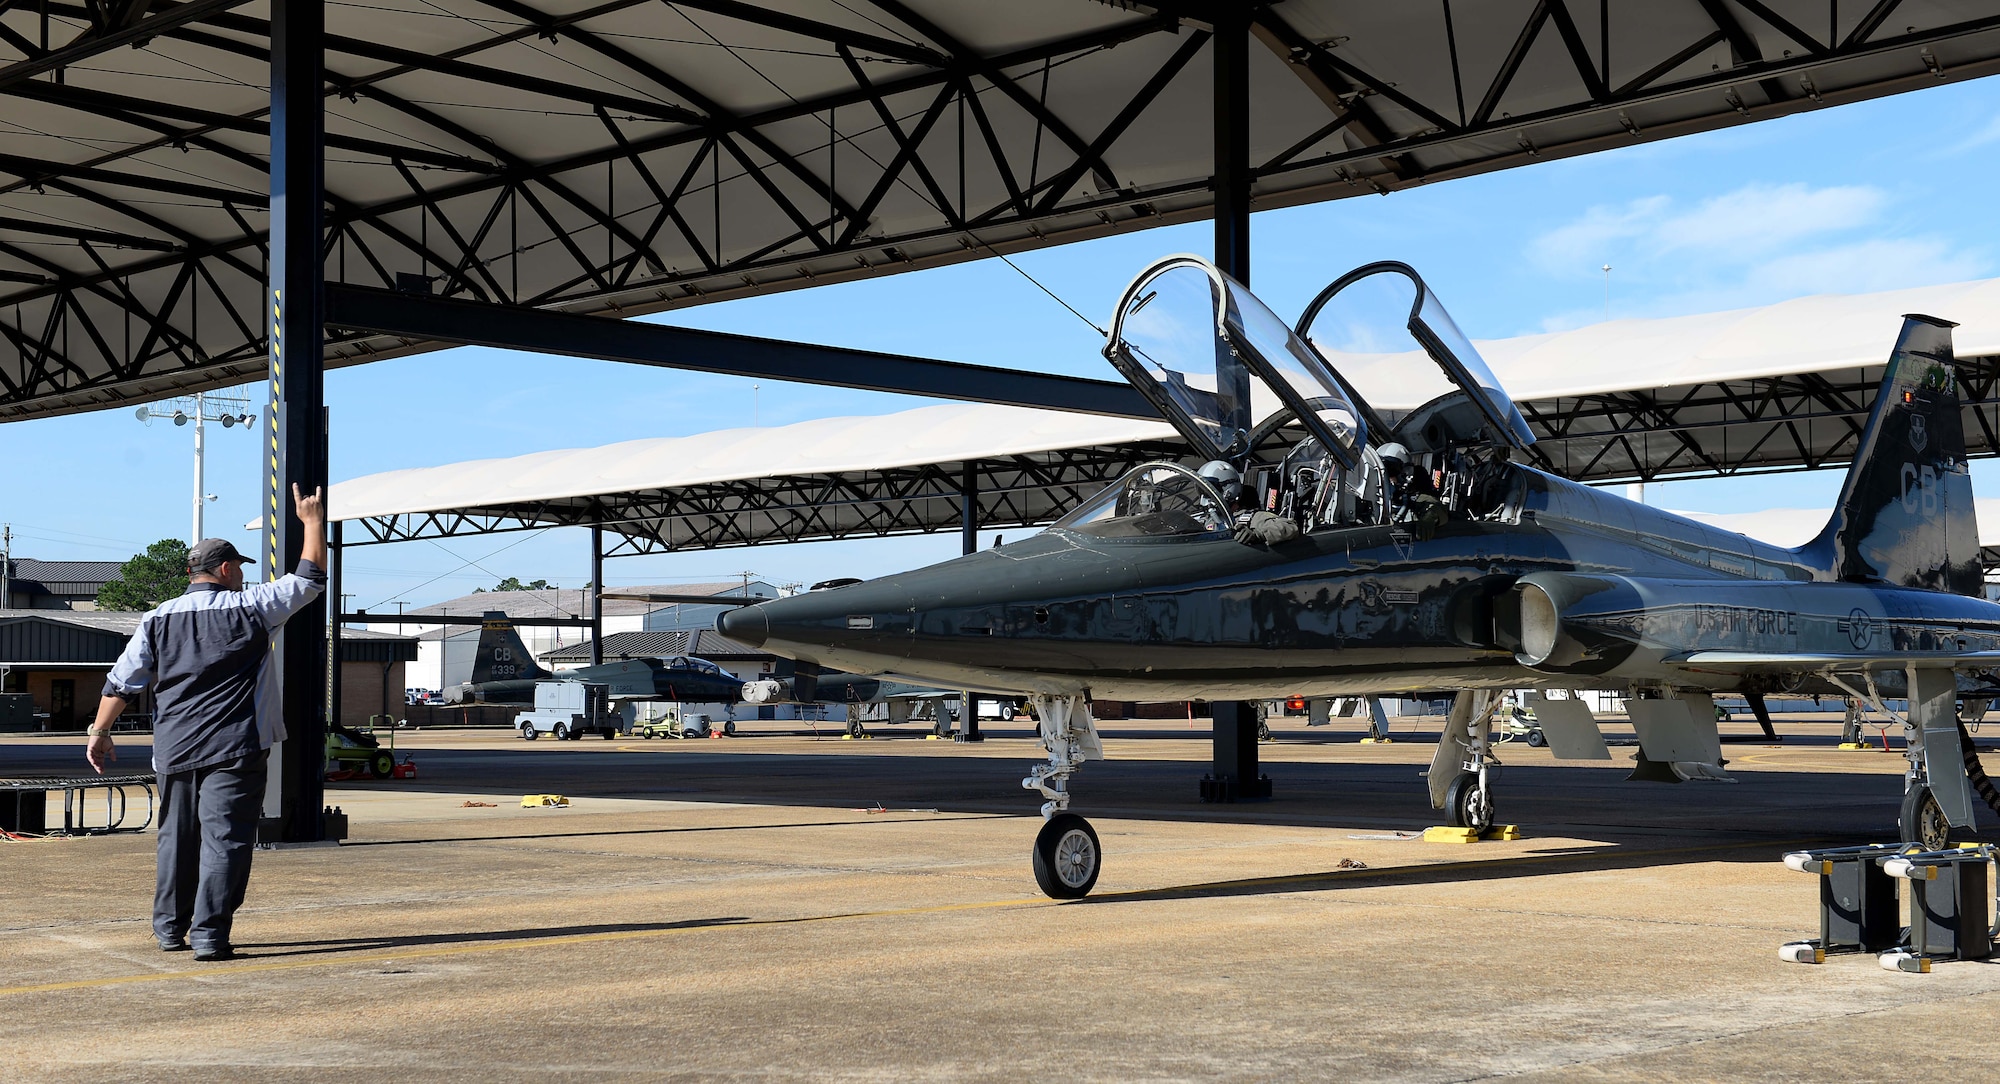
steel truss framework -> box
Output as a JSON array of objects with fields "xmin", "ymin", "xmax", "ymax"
[
  {"xmin": 347, "ymin": 439, "xmax": 1189, "ymax": 553},
  {"xmin": 1523, "ymin": 355, "xmax": 2000, "ymax": 482},
  {"xmin": 5, "ymin": 1, "xmax": 2000, "ymax": 419},
  {"xmin": 340, "ymin": 353, "xmax": 2000, "ymax": 552}
]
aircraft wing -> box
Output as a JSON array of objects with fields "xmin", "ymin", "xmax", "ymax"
[{"xmin": 1676, "ymin": 651, "xmax": 2000, "ymax": 671}]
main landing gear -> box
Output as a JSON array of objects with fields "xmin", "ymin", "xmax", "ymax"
[
  {"xmin": 1023, "ymin": 694, "xmax": 1104, "ymax": 898},
  {"xmin": 1430, "ymin": 690, "xmax": 1500, "ymax": 833}
]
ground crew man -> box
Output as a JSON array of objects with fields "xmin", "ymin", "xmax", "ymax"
[{"xmin": 86, "ymin": 484, "xmax": 327, "ymax": 961}]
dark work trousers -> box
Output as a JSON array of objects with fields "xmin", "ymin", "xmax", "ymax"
[{"xmin": 154, "ymin": 750, "xmax": 267, "ymax": 949}]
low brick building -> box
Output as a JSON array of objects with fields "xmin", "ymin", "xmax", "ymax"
[{"xmin": 0, "ymin": 609, "xmax": 416, "ymax": 731}]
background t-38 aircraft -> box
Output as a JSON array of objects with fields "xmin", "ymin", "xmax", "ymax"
[
  {"xmin": 449, "ymin": 611, "xmax": 965, "ymax": 732},
  {"xmin": 721, "ymin": 254, "xmax": 2000, "ymax": 899}
]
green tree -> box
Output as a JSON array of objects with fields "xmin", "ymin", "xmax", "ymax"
[
  {"xmin": 475, "ymin": 577, "xmax": 554, "ymax": 593},
  {"xmin": 97, "ymin": 539, "xmax": 191, "ymax": 611}
]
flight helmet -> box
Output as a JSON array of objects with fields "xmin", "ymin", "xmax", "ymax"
[{"xmin": 1197, "ymin": 460, "xmax": 1241, "ymax": 490}]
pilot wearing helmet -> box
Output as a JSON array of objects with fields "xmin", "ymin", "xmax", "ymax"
[
  {"xmin": 1198, "ymin": 460, "xmax": 1300, "ymax": 546},
  {"xmin": 1380, "ymin": 443, "xmax": 1447, "ymax": 540}
]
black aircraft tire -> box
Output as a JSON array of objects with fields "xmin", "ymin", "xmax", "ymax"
[
  {"xmin": 723, "ymin": 720, "xmax": 737, "ymax": 736},
  {"xmin": 521, "ymin": 725, "xmax": 538, "ymax": 741},
  {"xmin": 1900, "ymin": 785, "xmax": 1952, "ymax": 850},
  {"xmin": 1446, "ymin": 773, "xmax": 1493, "ymax": 832},
  {"xmin": 1032, "ymin": 813, "xmax": 1101, "ymax": 899},
  {"xmin": 847, "ymin": 718, "xmax": 865, "ymax": 738},
  {"xmin": 1257, "ymin": 721, "xmax": 1272, "ymax": 742}
]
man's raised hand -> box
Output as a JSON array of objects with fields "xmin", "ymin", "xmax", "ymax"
[{"xmin": 293, "ymin": 483, "xmax": 325, "ymax": 526}]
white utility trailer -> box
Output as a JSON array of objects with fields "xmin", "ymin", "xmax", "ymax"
[{"xmin": 515, "ymin": 681, "xmax": 622, "ymax": 741}]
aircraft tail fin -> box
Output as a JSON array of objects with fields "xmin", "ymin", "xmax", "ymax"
[
  {"xmin": 1801, "ymin": 315, "xmax": 1982, "ymax": 596},
  {"xmin": 470, "ymin": 611, "xmax": 551, "ymax": 683}
]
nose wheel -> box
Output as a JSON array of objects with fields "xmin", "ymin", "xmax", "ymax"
[{"xmin": 1032, "ymin": 813, "xmax": 1101, "ymax": 899}]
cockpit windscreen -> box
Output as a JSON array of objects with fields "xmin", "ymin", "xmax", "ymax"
[{"xmin": 1052, "ymin": 462, "xmax": 1230, "ymax": 540}]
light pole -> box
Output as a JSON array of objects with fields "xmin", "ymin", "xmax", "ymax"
[
  {"xmin": 135, "ymin": 392, "xmax": 255, "ymax": 544},
  {"xmin": 1601, "ymin": 264, "xmax": 1612, "ymax": 322}
]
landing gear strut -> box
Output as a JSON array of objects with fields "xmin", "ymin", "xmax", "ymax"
[
  {"xmin": 1429, "ymin": 690, "xmax": 1499, "ymax": 831},
  {"xmin": 1023, "ymin": 694, "xmax": 1104, "ymax": 898}
]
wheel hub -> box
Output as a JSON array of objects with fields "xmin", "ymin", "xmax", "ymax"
[{"xmin": 1054, "ymin": 829, "xmax": 1096, "ymax": 888}]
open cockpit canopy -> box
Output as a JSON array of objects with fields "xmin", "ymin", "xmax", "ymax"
[
  {"xmin": 1296, "ymin": 262, "xmax": 1535, "ymax": 453},
  {"xmin": 1104, "ymin": 257, "xmax": 1365, "ymax": 470}
]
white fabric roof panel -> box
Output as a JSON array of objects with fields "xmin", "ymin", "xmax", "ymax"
[
  {"xmin": 1481, "ymin": 278, "xmax": 2000, "ymax": 401},
  {"xmin": 333, "ymin": 401, "xmax": 1176, "ymax": 522}
]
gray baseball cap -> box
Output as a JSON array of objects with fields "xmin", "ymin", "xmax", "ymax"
[{"xmin": 188, "ymin": 537, "xmax": 248, "ymax": 573}]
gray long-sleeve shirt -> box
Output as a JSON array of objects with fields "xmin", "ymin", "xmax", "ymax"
[{"xmin": 102, "ymin": 561, "xmax": 326, "ymax": 775}]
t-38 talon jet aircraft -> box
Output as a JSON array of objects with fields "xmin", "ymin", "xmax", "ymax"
[
  {"xmin": 720, "ymin": 254, "xmax": 2000, "ymax": 899},
  {"xmin": 446, "ymin": 613, "xmax": 747, "ymax": 706},
  {"xmin": 449, "ymin": 612, "xmax": 967, "ymax": 732}
]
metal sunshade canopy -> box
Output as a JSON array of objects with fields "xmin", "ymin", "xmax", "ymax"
[{"xmin": 6, "ymin": 0, "xmax": 2000, "ymax": 420}]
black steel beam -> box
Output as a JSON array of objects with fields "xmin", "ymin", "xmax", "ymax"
[
  {"xmin": 343, "ymin": 612, "xmax": 595, "ymax": 627},
  {"xmin": 589, "ymin": 524, "xmax": 603, "ymax": 668},
  {"xmin": 263, "ymin": 0, "xmax": 329, "ymax": 845},
  {"xmin": 1213, "ymin": 9, "xmax": 1251, "ymax": 286},
  {"xmin": 0, "ymin": 0, "xmax": 251, "ymax": 90},
  {"xmin": 324, "ymin": 284, "xmax": 1159, "ymax": 420},
  {"xmin": 596, "ymin": 592, "xmax": 765, "ymax": 606}
]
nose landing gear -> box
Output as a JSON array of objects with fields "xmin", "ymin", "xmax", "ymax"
[{"xmin": 1023, "ymin": 694, "xmax": 1104, "ymax": 898}]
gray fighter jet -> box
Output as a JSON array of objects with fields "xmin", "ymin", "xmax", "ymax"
[
  {"xmin": 450, "ymin": 611, "xmax": 968, "ymax": 732},
  {"xmin": 446, "ymin": 612, "xmax": 748, "ymax": 706},
  {"xmin": 720, "ymin": 255, "xmax": 2000, "ymax": 898}
]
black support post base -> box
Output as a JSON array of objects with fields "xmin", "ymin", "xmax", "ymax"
[
  {"xmin": 1199, "ymin": 772, "xmax": 1272, "ymax": 803},
  {"xmin": 1201, "ymin": 701, "xmax": 1272, "ymax": 802}
]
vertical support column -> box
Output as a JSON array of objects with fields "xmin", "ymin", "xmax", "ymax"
[
  {"xmin": 1201, "ymin": 701, "xmax": 1271, "ymax": 802},
  {"xmin": 328, "ymin": 520, "xmax": 342, "ymax": 730},
  {"xmin": 1203, "ymin": 9, "xmax": 1266, "ymax": 801},
  {"xmin": 957, "ymin": 462, "xmax": 981, "ymax": 742},
  {"xmin": 262, "ymin": 0, "xmax": 330, "ymax": 844},
  {"xmin": 1212, "ymin": 6, "xmax": 1251, "ymax": 287},
  {"xmin": 589, "ymin": 525, "xmax": 604, "ymax": 667}
]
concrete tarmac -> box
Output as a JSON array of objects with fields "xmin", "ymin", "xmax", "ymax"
[{"xmin": 3, "ymin": 717, "xmax": 1998, "ymax": 1081}]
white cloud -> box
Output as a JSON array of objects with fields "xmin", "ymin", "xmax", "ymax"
[
  {"xmin": 1528, "ymin": 182, "xmax": 1882, "ymax": 274},
  {"xmin": 1653, "ymin": 183, "xmax": 1883, "ymax": 256},
  {"xmin": 1740, "ymin": 237, "xmax": 1987, "ymax": 297},
  {"xmin": 1517, "ymin": 181, "xmax": 1987, "ymax": 331},
  {"xmin": 1529, "ymin": 194, "xmax": 1667, "ymax": 271},
  {"xmin": 1948, "ymin": 113, "xmax": 2000, "ymax": 154}
]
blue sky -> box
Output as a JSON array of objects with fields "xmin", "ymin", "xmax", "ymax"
[{"xmin": 8, "ymin": 75, "xmax": 2000, "ymax": 609}]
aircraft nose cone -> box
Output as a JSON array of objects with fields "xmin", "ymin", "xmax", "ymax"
[{"xmin": 717, "ymin": 604, "xmax": 768, "ymax": 648}]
